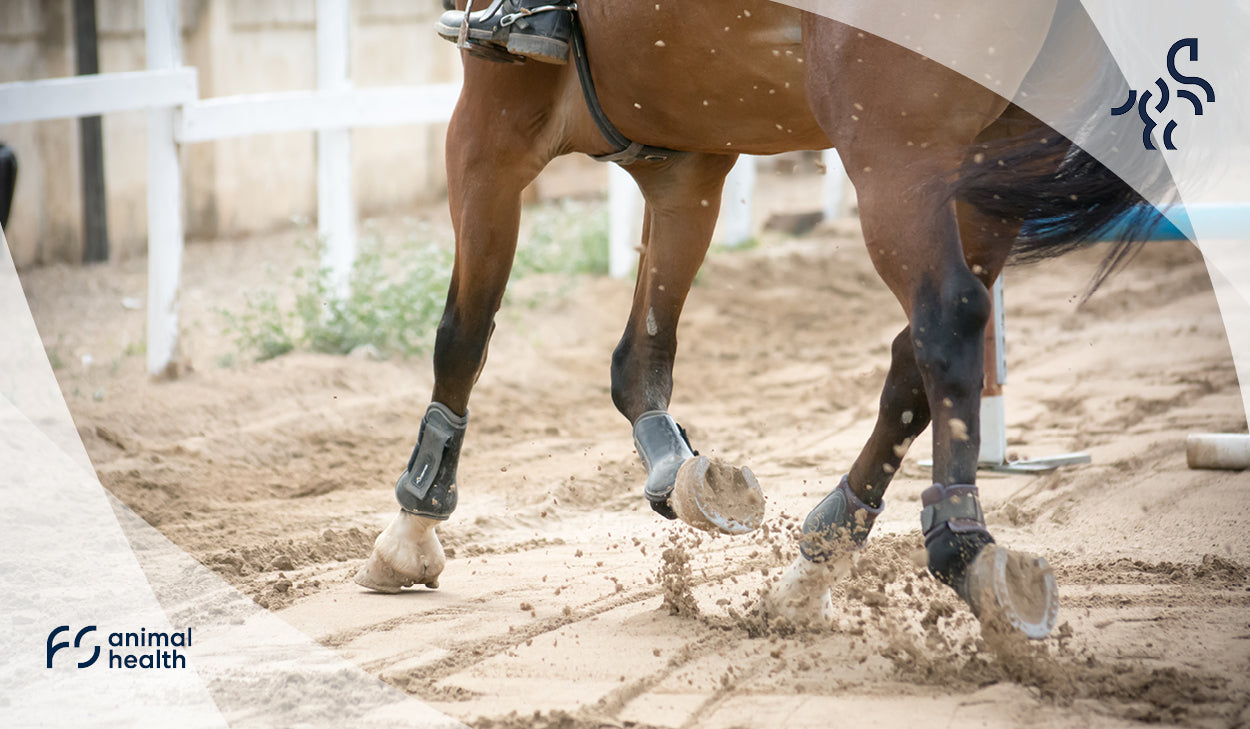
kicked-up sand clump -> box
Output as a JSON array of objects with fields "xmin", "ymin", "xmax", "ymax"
[{"xmin": 658, "ymin": 530, "xmax": 700, "ymax": 617}]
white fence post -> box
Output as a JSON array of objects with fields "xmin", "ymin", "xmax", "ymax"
[
  {"xmin": 719, "ymin": 155, "xmax": 755, "ymax": 247},
  {"xmin": 822, "ymin": 148, "xmax": 847, "ymax": 222},
  {"xmin": 317, "ymin": 0, "xmax": 356, "ymax": 299},
  {"xmin": 608, "ymin": 164, "xmax": 642, "ymax": 279},
  {"xmin": 145, "ymin": 0, "xmax": 183, "ymax": 376}
]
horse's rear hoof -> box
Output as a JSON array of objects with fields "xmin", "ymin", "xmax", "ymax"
[
  {"xmin": 758, "ymin": 556, "xmax": 835, "ymax": 627},
  {"xmin": 354, "ymin": 552, "xmax": 417, "ymax": 593},
  {"xmin": 962, "ymin": 544, "xmax": 1059, "ymax": 639},
  {"xmin": 354, "ymin": 510, "xmax": 446, "ymax": 593},
  {"xmin": 671, "ymin": 455, "xmax": 765, "ymax": 535}
]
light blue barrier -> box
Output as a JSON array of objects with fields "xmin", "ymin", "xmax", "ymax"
[{"xmin": 1095, "ymin": 202, "xmax": 1250, "ymax": 242}]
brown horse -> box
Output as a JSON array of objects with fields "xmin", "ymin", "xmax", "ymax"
[{"xmin": 355, "ymin": 1, "xmax": 1151, "ymax": 639}]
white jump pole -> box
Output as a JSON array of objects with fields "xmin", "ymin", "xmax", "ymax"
[
  {"xmin": 976, "ymin": 274, "xmax": 1090, "ymax": 473},
  {"xmin": 145, "ymin": 0, "xmax": 183, "ymax": 376},
  {"xmin": 979, "ymin": 276, "xmax": 1008, "ymax": 465},
  {"xmin": 317, "ymin": 0, "xmax": 356, "ymax": 299},
  {"xmin": 719, "ymin": 155, "xmax": 755, "ymax": 247},
  {"xmin": 608, "ymin": 164, "xmax": 642, "ymax": 279}
]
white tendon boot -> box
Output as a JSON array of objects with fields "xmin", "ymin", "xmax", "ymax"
[
  {"xmin": 354, "ymin": 510, "xmax": 446, "ymax": 593},
  {"xmin": 759, "ymin": 556, "xmax": 836, "ymax": 627}
]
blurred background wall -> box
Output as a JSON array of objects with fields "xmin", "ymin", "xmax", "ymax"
[{"xmin": 0, "ymin": 0, "xmax": 459, "ymax": 268}]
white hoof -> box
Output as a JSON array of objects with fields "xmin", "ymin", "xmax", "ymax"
[
  {"xmin": 671, "ymin": 456, "xmax": 765, "ymax": 535},
  {"xmin": 354, "ymin": 511, "xmax": 446, "ymax": 593},
  {"xmin": 759, "ymin": 556, "xmax": 835, "ymax": 627}
]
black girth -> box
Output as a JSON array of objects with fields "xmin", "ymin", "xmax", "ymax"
[{"xmin": 568, "ymin": 10, "xmax": 677, "ymax": 165}]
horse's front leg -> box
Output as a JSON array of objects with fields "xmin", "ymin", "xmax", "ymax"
[
  {"xmin": 356, "ymin": 81, "xmax": 553, "ymax": 592},
  {"xmin": 611, "ymin": 153, "xmax": 765, "ymax": 535},
  {"xmin": 763, "ymin": 324, "xmax": 931, "ymax": 622}
]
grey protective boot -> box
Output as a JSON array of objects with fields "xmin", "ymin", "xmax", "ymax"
[{"xmin": 435, "ymin": 0, "xmax": 575, "ymax": 65}]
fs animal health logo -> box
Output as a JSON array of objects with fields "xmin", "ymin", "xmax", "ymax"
[
  {"xmin": 1111, "ymin": 38, "xmax": 1215, "ymax": 151},
  {"xmin": 47, "ymin": 625, "xmax": 192, "ymax": 670}
]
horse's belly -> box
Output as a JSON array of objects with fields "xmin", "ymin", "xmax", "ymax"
[{"xmin": 578, "ymin": 1, "xmax": 830, "ymax": 154}]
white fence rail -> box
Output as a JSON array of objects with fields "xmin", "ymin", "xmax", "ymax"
[
  {"xmin": 0, "ymin": 0, "xmax": 462, "ymax": 376},
  {"xmin": 1, "ymin": 0, "xmax": 851, "ymax": 377},
  {"xmin": 0, "ymin": 69, "xmax": 198, "ymax": 126},
  {"xmin": 177, "ymin": 85, "xmax": 463, "ymax": 142}
]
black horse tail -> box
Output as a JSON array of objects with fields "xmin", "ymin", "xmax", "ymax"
[{"xmin": 952, "ymin": 117, "xmax": 1173, "ymax": 295}]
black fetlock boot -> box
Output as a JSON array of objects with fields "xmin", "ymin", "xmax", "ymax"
[
  {"xmin": 920, "ymin": 483, "xmax": 995, "ymax": 597},
  {"xmin": 435, "ymin": 0, "xmax": 575, "ymax": 65},
  {"xmin": 632, "ymin": 410, "xmax": 695, "ymax": 520},
  {"xmin": 921, "ymin": 482, "xmax": 1059, "ymax": 639}
]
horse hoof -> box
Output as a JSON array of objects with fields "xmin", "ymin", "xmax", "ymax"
[
  {"xmin": 758, "ymin": 556, "xmax": 835, "ymax": 626},
  {"xmin": 671, "ymin": 455, "xmax": 765, "ymax": 535},
  {"xmin": 354, "ymin": 510, "xmax": 446, "ymax": 593},
  {"xmin": 962, "ymin": 544, "xmax": 1059, "ymax": 639}
]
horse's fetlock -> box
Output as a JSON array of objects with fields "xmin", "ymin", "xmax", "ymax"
[
  {"xmin": 920, "ymin": 483, "xmax": 994, "ymax": 592},
  {"xmin": 395, "ymin": 403, "xmax": 469, "ymax": 519},
  {"xmin": 633, "ymin": 411, "xmax": 695, "ymax": 519},
  {"xmin": 800, "ymin": 475, "xmax": 884, "ymax": 561}
]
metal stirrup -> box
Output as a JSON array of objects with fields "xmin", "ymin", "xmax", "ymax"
[
  {"xmin": 456, "ymin": 0, "xmax": 475, "ymax": 48},
  {"xmin": 500, "ymin": 2, "xmax": 576, "ymax": 26}
]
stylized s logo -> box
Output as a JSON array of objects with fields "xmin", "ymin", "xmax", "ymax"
[{"xmin": 75, "ymin": 626, "xmax": 100, "ymax": 668}]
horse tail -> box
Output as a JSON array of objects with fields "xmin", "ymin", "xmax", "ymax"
[{"xmin": 952, "ymin": 113, "xmax": 1172, "ymax": 294}]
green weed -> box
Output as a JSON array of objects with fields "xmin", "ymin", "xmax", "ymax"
[{"xmin": 220, "ymin": 199, "xmax": 609, "ymax": 363}]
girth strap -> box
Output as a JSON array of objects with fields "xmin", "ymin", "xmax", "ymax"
[{"xmin": 568, "ymin": 11, "xmax": 677, "ymax": 165}]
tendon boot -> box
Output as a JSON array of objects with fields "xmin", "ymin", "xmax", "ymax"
[
  {"xmin": 920, "ymin": 483, "xmax": 995, "ymax": 600},
  {"xmin": 762, "ymin": 476, "xmax": 880, "ymax": 625},
  {"xmin": 395, "ymin": 403, "xmax": 468, "ymax": 520},
  {"xmin": 435, "ymin": 0, "xmax": 575, "ymax": 65},
  {"xmin": 633, "ymin": 410, "xmax": 696, "ymax": 519},
  {"xmin": 798, "ymin": 475, "xmax": 884, "ymax": 561},
  {"xmin": 922, "ymin": 483, "xmax": 1059, "ymax": 639}
]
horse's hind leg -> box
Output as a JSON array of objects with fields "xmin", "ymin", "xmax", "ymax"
[
  {"xmin": 610, "ymin": 153, "xmax": 765, "ymax": 534},
  {"xmin": 766, "ymin": 203, "xmax": 1020, "ymax": 622},
  {"xmin": 799, "ymin": 197, "xmax": 1021, "ymax": 554},
  {"xmin": 778, "ymin": 23, "xmax": 1057, "ymax": 635},
  {"xmin": 356, "ymin": 72, "xmax": 556, "ymax": 592}
]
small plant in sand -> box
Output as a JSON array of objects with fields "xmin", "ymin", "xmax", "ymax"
[
  {"xmin": 221, "ymin": 200, "xmax": 610, "ymax": 363},
  {"xmin": 512, "ymin": 199, "xmax": 609, "ymax": 279},
  {"xmin": 295, "ymin": 237, "xmax": 454, "ymax": 358}
]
